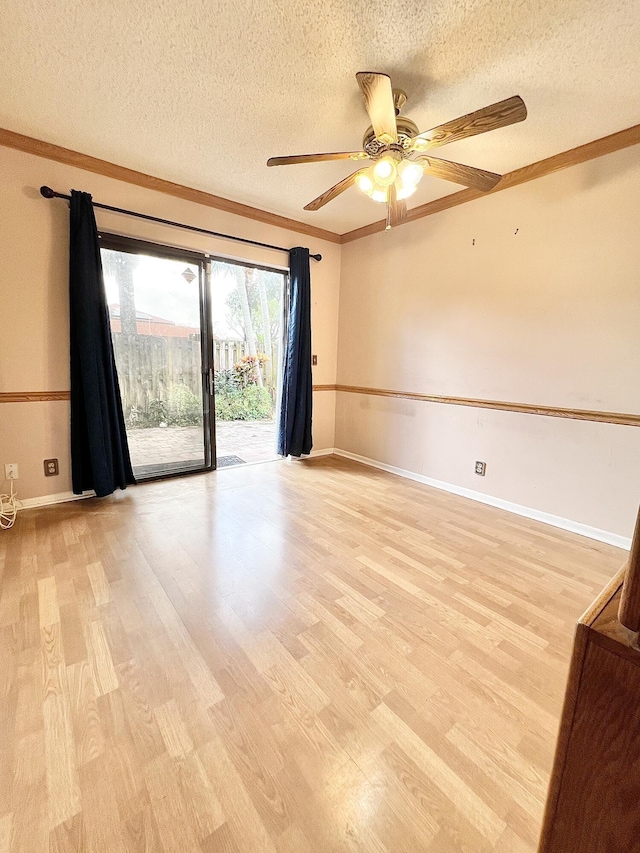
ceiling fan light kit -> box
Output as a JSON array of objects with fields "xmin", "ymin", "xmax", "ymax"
[{"xmin": 267, "ymin": 73, "xmax": 527, "ymax": 229}]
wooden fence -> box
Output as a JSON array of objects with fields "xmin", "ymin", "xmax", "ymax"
[
  {"xmin": 213, "ymin": 340, "xmax": 278, "ymax": 382},
  {"xmin": 112, "ymin": 334, "xmax": 278, "ymax": 419},
  {"xmin": 214, "ymin": 339, "xmax": 246, "ymax": 370}
]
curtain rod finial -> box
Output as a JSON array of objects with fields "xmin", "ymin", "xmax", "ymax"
[
  {"xmin": 311, "ymin": 253, "xmax": 322, "ymax": 262},
  {"xmin": 40, "ymin": 186, "xmax": 55, "ymax": 198}
]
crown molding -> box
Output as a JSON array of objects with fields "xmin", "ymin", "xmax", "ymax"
[
  {"xmin": 0, "ymin": 127, "xmax": 341, "ymax": 245},
  {"xmin": 340, "ymin": 122, "xmax": 640, "ymax": 242},
  {"xmin": 3, "ymin": 123, "xmax": 640, "ymax": 246}
]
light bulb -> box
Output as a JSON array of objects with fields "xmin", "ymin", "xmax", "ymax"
[
  {"xmin": 355, "ymin": 173, "xmax": 374, "ymax": 194},
  {"xmin": 372, "ymin": 157, "xmax": 397, "ymax": 187},
  {"xmin": 371, "ymin": 188, "xmax": 388, "ymax": 203},
  {"xmin": 396, "ymin": 184, "xmax": 417, "ymax": 201},
  {"xmin": 398, "ymin": 160, "xmax": 424, "ymax": 190}
]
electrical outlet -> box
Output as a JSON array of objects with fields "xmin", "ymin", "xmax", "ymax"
[
  {"xmin": 44, "ymin": 459, "xmax": 59, "ymax": 477},
  {"xmin": 312, "ymin": 355, "xmax": 318, "ymax": 365},
  {"xmin": 4, "ymin": 463, "xmax": 19, "ymax": 480},
  {"xmin": 475, "ymin": 461, "xmax": 486, "ymax": 476}
]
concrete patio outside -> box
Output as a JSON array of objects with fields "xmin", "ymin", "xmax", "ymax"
[{"xmin": 126, "ymin": 419, "xmax": 278, "ymax": 471}]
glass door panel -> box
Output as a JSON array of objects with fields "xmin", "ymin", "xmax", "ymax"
[
  {"xmin": 101, "ymin": 237, "xmax": 212, "ymax": 479},
  {"xmin": 210, "ymin": 259, "xmax": 286, "ymax": 468}
]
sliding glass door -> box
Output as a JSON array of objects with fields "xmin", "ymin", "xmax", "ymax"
[{"xmin": 100, "ymin": 235, "xmax": 213, "ymax": 479}]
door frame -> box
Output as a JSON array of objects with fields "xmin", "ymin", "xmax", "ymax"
[{"xmin": 99, "ymin": 232, "xmax": 216, "ymax": 480}]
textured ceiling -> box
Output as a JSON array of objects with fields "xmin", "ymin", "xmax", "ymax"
[{"xmin": 1, "ymin": 0, "xmax": 639, "ymax": 233}]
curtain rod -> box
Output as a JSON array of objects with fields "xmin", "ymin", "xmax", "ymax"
[{"xmin": 39, "ymin": 186, "xmax": 322, "ymax": 261}]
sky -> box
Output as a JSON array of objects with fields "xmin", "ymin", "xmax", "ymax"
[{"xmin": 102, "ymin": 251, "xmax": 246, "ymax": 339}]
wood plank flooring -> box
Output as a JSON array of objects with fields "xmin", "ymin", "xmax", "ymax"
[{"xmin": 0, "ymin": 456, "xmax": 626, "ymax": 852}]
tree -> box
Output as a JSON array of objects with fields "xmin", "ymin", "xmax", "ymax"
[
  {"xmin": 211, "ymin": 261, "xmax": 263, "ymax": 386},
  {"xmin": 102, "ymin": 251, "xmax": 138, "ymax": 336},
  {"xmin": 257, "ymin": 273, "xmax": 273, "ymax": 387},
  {"xmin": 224, "ymin": 271, "xmax": 281, "ymax": 342},
  {"xmin": 211, "ymin": 262, "xmax": 284, "ymax": 388},
  {"xmin": 238, "ymin": 266, "xmax": 263, "ymax": 387}
]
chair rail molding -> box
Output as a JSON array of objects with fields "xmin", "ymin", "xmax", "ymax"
[{"xmin": 334, "ymin": 384, "xmax": 640, "ymax": 427}]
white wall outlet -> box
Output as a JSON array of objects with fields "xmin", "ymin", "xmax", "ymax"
[
  {"xmin": 475, "ymin": 461, "xmax": 486, "ymax": 476},
  {"xmin": 4, "ymin": 463, "xmax": 19, "ymax": 480}
]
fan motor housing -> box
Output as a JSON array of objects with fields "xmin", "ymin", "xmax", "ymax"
[{"xmin": 363, "ymin": 116, "xmax": 420, "ymax": 156}]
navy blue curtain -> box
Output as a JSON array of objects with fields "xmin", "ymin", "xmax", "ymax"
[
  {"xmin": 69, "ymin": 190, "xmax": 135, "ymax": 496},
  {"xmin": 278, "ymin": 247, "xmax": 313, "ymax": 457}
]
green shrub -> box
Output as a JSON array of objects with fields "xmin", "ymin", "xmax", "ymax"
[
  {"xmin": 167, "ymin": 384, "xmax": 202, "ymax": 426},
  {"xmin": 214, "ymin": 369, "xmax": 240, "ymax": 393},
  {"xmin": 147, "ymin": 399, "xmax": 168, "ymax": 427},
  {"xmin": 139, "ymin": 380, "xmax": 272, "ymax": 428},
  {"xmin": 215, "ymin": 385, "xmax": 272, "ymax": 421}
]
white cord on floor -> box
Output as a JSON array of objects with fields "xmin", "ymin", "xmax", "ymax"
[{"xmin": 0, "ymin": 480, "xmax": 20, "ymax": 530}]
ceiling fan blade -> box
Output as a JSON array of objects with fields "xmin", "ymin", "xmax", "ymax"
[
  {"xmin": 415, "ymin": 156, "xmax": 502, "ymax": 191},
  {"xmin": 303, "ymin": 168, "xmax": 367, "ymax": 211},
  {"xmin": 356, "ymin": 72, "xmax": 398, "ymax": 144},
  {"xmin": 387, "ymin": 183, "xmax": 407, "ymax": 229},
  {"xmin": 267, "ymin": 151, "xmax": 368, "ymax": 166},
  {"xmin": 411, "ymin": 95, "xmax": 527, "ymax": 152}
]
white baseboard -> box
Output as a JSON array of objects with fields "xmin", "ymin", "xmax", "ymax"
[
  {"xmin": 19, "ymin": 490, "xmax": 96, "ymax": 510},
  {"xmin": 287, "ymin": 447, "xmax": 336, "ymax": 461},
  {"xmin": 310, "ymin": 447, "xmax": 337, "ymax": 458},
  {"xmin": 16, "ymin": 448, "xmax": 629, "ymax": 550},
  {"xmin": 17, "ymin": 451, "xmax": 337, "ymax": 507},
  {"xmin": 333, "ymin": 448, "xmax": 632, "ymax": 550}
]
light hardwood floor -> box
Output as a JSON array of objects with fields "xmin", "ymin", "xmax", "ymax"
[{"xmin": 0, "ymin": 456, "xmax": 626, "ymax": 852}]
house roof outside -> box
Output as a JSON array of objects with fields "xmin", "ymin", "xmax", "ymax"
[{"xmin": 108, "ymin": 303, "xmax": 201, "ymax": 339}]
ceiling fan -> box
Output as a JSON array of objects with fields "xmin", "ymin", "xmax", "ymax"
[{"xmin": 267, "ymin": 72, "xmax": 527, "ymax": 229}]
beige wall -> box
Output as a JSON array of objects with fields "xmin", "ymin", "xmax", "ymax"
[
  {"xmin": 2, "ymin": 139, "xmax": 640, "ymax": 538},
  {"xmin": 336, "ymin": 145, "xmax": 640, "ymax": 539},
  {"xmin": 0, "ymin": 146, "xmax": 341, "ymax": 500}
]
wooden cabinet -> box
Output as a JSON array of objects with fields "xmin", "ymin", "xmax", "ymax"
[{"xmin": 538, "ymin": 565, "xmax": 640, "ymax": 852}]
